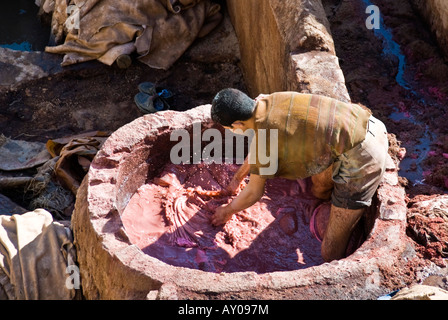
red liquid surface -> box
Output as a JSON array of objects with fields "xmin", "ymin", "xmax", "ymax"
[{"xmin": 122, "ymin": 162, "xmax": 324, "ymax": 273}]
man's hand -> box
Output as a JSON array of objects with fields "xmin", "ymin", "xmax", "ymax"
[
  {"xmin": 211, "ymin": 204, "xmax": 234, "ymax": 226},
  {"xmin": 211, "ymin": 174, "xmax": 266, "ymax": 226}
]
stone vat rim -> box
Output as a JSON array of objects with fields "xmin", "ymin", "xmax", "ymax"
[{"xmin": 80, "ymin": 104, "xmax": 407, "ymax": 294}]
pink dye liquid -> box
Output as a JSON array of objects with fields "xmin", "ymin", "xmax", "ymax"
[{"xmin": 122, "ymin": 162, "xmax": 325, "ymax": 273}]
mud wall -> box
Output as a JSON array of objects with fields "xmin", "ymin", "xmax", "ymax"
[
  {"xmin": 226, "ymin": 0, "xmax": 350, "ymax": 102},
  {"xmin": 412, "ymin": 0, "xmax": 448, "ymax": 58}
]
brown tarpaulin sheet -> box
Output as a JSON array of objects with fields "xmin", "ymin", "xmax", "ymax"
[{"xmin": 41, "ymin": 0, "xmax": 222, "ymax": 69}]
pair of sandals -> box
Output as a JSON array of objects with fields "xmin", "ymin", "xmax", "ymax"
[{"xmin": 134, "ymin": 82, "xmax": 173, "ymax": 114}]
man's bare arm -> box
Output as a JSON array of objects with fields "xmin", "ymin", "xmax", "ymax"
[
  {"xmin": 211, "ymin": 173, "xmax": 266, "ymax": 226},
  {"xmin": 225, "ymin": 156, "xmax": 251, "ymax": 195}
]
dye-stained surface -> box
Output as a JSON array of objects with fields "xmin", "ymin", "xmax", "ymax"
[{"xmin": 122, "ymin": 162, "xmax": 326, "ymax": 273}]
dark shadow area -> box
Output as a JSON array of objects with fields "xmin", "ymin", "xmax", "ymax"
[{"xmin": 0, "ymin": 1, "xmax": 50, "ymax": 51}]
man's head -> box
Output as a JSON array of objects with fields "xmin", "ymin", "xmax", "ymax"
[{"xmin": 211, "ymin": 88, "xmax": 256, "ymax": 128}]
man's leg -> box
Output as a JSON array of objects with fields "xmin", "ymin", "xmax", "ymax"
[
  {"xmin": 321, "ymin": 204, "xmax": 364, "ymax": 262},
  {"xmin": 322, "ymin": 116, "xmax": 389, "ymax": 261},
  {"xmin": 309, "ymin": 165, "xmax": 334, "ymax": 241},
  {"xmin": 311, "ymin": 165, "xmax": 334, "ymax": 201}
]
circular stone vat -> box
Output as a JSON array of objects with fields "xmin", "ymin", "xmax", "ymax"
[{"xmin": 72, "ymin": 105, "xmax": 409, "ymax": 300}]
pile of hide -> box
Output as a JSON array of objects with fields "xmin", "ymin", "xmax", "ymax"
[{"xmin": 38, "ymin": 0, "xmax": 222, "ymax": 69}]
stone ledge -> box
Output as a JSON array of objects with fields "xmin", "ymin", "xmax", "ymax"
[
  {"xmin": 0, "ymin": 48, "xmax": 62, "ymax": 90},
  {"xmin": 227, "ymin": 0, "xmax": 350, "ymax": 102}
]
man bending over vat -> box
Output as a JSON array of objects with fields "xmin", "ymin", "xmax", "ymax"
[{"xmin": 209, "ymin": 88, "xmax": 389, "ymax": 262}]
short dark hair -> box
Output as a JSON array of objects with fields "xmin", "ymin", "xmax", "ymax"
[{"xmin": 211, "ymin": 88, "xmax": 256, "ymax": 126}]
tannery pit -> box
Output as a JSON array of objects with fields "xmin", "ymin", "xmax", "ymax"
[
  {"xmin": 72, "ymin": 105, "xmax": 407, "ymax": 299},
  {"xmin": 1, "ymin": 0, "xmax": 447, "ymax": 300}
]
